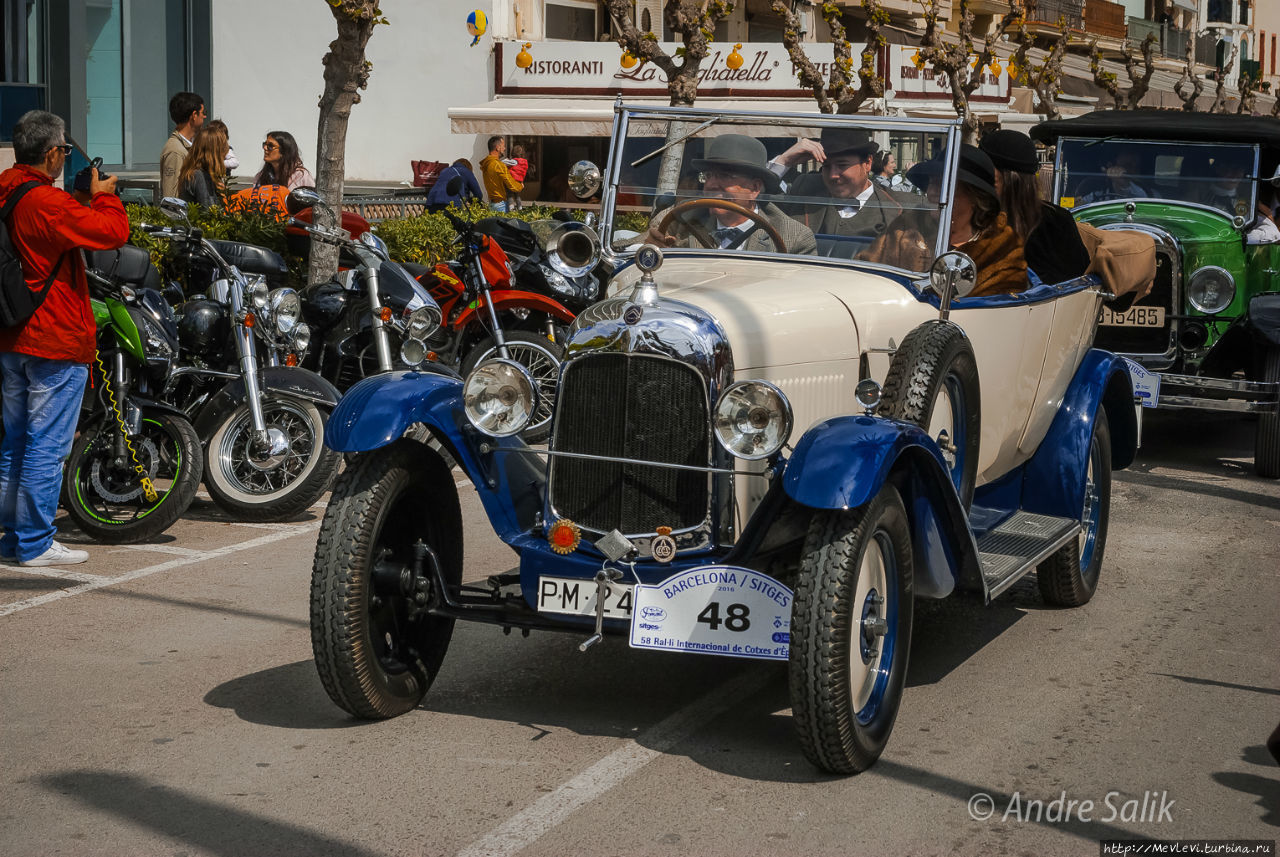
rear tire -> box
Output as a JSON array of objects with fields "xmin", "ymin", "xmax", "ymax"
[
  {"xmin": 1038, "ymin": 407, "xmax": 1112, "ymax": 607},
  {"xmin": 1255, "ymin": 347, "xmax": 1280, "ymax": 478},
  {"xmin": 878, "ymin": 321, "xmax": 981, "ymax": 508},
  {"xmin": 460, "ymin": 329, "xmax": 564, "ymax": 444},
  {"xmin": 789, "ymin": 485, "xmax": 914, "ymax": 774},
  {"xmin": 310, "ymin": 441, "xmax": 463, "ymax": 719}
]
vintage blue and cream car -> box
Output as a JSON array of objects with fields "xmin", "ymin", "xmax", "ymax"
[{"xmin": 310, "ymin": 106, "xmax": 1136, "ymax": 775}]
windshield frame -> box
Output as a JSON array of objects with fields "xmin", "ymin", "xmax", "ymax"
[{"xmin": 598, "ymin": 103, "xmax": 966, "ymax": 276}]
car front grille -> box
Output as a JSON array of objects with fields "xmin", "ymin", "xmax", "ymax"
[
  {"xmin": 1095, "ymin": 247, "xmax": 1175, "ymax": 356},
  {"xmin": 549, "ymin": 352, "xmax": 710, "ymax": 535}
]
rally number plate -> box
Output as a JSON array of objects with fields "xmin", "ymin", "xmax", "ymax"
[
  {"xmin": 630, "ymin": 566, "xmax": 793, "ymax": 661},
  {"xmin": 1100, "ymin": 305, "xmax": 1165, "ymax": 327},
  {"xmin": 537, "ymin": 575, "xmax": 633, "ymax": 619}
]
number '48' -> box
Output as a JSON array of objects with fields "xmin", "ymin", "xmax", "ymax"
[{"xmin": 697, "ymin": 602, "xmax": 751, "ymax": 632}]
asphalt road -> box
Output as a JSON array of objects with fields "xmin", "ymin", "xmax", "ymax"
[{"xmin": 2, "ymin": 409, "xmax": 1277, "ymax": 857}]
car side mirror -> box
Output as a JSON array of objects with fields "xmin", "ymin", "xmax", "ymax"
[
  {"xmin": 929, "ymin": 251, "xmax": 977, "ymax": 320},
  {"xmin": 568, "ymin": 160, "xmax": 602, "ymax": 199},
  {"xmin": 286, "ymin": 187, "xmax": 324, "ymax": 216}
]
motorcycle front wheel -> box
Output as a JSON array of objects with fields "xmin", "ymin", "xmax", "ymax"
[
  {"xmin": 460, "ymin": 329, "xmax": 564, "ymax": 444},
  {"xmin": 204, "ymin": 395, "xmax": 341, "ymax": 522},
  {"xmin": 63, "ymin": 412, "xmax": 203, "ymax": 544}
]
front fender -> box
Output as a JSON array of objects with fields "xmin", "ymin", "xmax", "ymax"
[
  {"xmin": 452, "ymin": 289, "xmax": 576, "ymax": 330},
  {"xmin": 782, "ymin": 415, "xmax": 977, "ymax": 599},
  {"xmin": 191, "ymin": 366, "xmax": 340, "ymax": 440},
  {"xmin": 1021, "ymin": 348, "xmax": 1136, "ymax": 519},
  {"xmin": 1249, "ymin": 292, "xmax": 1280, "ymax": 348}
]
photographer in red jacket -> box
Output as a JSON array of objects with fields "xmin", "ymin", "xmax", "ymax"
[{"xmin": 0, "ymin": 110, "xmax": 129, "ymax": 567}]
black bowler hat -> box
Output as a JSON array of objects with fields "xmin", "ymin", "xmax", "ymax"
[
  {"xmin": 906, "ymin": 144, "xmax": 1000, "ymax": 202},
  {"xmin": 980, "ymin": 129, "xmax": 1040, "ymax": 175},
  {"xmin": 819, "ymin": 126, "xmax": 879, "ymax": 159},
  {"xmin": 691, "ymin": 134, "xmax": 782, "ymax": 193}
]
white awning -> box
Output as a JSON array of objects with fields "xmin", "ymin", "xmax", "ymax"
[{"xmin": 449, "ymin": 97, "xmax": 829, "ymax": 136}]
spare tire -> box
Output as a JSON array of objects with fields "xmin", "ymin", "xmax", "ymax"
[{"xmin": 878, "ymin": 320, "xmax": 982, "ymax": 509}]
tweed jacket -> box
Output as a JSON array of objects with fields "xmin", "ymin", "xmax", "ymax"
[{"xmin": 783, "ymin": 173, "xmax": 910, "ymax": 239}]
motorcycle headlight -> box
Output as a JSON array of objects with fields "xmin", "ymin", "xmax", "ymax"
[
  {"xmin": 139, "ymin": 316, "xmax": 174, "ymax": 359},
  {"xmin": 463, "ymin": 358, "xmax": 538, "ymax": 437},
  {"xmin": 713, "ymin": 380, "xmax": 793, "ymax": 460},
  {"xmin": 1186, "ymin": 266, "xmax": 1236, "ymax": 314},
  {"xmin": 400, "ymin": 337, "xmax": 427, "ymax": 368},
  {"xmin": 244, "ymin": 278, "xmax": 269, "ymax": 310},
  {"xmin": 269, "ymin": 288, "xmax": 301, "ymax": 334},
  {"xmin": 539, "ymin": 263, "xmax": 575, "ymax": 297},
  {"xmin": 290, "ymin": 322, "xmax": 311, "ymax": 354},
  {"xmin": 406, "ymin": 305, "xmax": 442, "ymax": 340}
]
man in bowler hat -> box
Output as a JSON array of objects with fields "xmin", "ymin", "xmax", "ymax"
[
  {"xmin": 771, "ymin": 127, "xmax": 910, "ymax": 249},
  {"xmin": 646, "ymin": 134, "xmax": 816, "ymax": 255}
]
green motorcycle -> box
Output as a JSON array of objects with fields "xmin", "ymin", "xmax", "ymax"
[{"xmin": 61, "ymin": 246, "xmax": 202, "ymax": 543}]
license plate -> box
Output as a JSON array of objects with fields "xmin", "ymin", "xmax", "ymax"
[
  {"xmin": 537, "ymin": 576, "xmax": 633, "ymax": 619},
  {"xmin": 1100, "ymin": 305, "xmax": 1165, "ymax": 327}
]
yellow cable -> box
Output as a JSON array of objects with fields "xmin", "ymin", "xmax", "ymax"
[{"xmin": 94, "ymin": 350, "xmax": 159, "ymax": 504}]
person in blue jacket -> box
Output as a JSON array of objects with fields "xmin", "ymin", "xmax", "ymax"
[{"xmin": 427, "ymin": 159, "xmax": 483, "ymax": 212}]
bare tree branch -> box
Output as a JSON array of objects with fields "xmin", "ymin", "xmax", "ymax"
[
  {"xmin": 1173, "ymin": 27, "xmax": 1205, "ymax": 111},
  {"xmin": 916, "ymin": 0, "xmax": 1020, "ymax": 143},
  {"xmin": 1010, "ymin": 13, "xmax": 1070, "ymax": 120},
  {"xmin": 602, "ymin": 0, "xmax": 736, "ymax": 107},
  {"xmin": 1210, "ymin": 39, "xmax": 1240, "ymax": 113},
  {"xmin": 772, "ymin": 0, "xmax": 887, "ymax": 115},
  {"xmin": 1089, "ymin": 32, "xmax": 1157, "ymax": 111}
]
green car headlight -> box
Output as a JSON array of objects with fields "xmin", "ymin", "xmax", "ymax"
[
  {"xmin": 1186, "ymin": 266, "xmax": 1235, "ymax": 314},
  {"xmin": 713, "ymin": 380, "xmax": 792, "ymax": 460},
  {"xmin": 463, "ymin": 358, "xmax": 538, "ymax": 437}
]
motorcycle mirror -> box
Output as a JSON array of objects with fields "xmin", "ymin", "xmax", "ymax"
[
  {"xmin": 286, "ymin": 187, "xmax": 324, "ymax": 216},
  {"xmin": 446, "ymin": 176, "xmax": 463, "ymax": 196},
  {"xmin": 162, "ymin": 281, "xmax": 186, "ymax": 307},
  {"xmin": 568, "ymin": 161, "xmax": 602, "ymax": 199},
  {"xmin": 159, "ymin": 197, "xmax": 190, "ymax": 223}
]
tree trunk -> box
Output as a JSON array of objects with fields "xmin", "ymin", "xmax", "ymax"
[{"xmin": 310, "ymin": 6, "xmax": 378, "ymax": 285}]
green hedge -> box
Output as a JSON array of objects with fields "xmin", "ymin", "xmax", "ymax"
[
  {"xmin": 372, "ymin": 200, "xmax": 585, "ymax": 267},
  {"xmin": 125, "ymin": 201, "xmax": 291, "ymax": 272}
]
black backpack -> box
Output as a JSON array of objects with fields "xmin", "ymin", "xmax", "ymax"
[{"xmin": 0, "ymin": 181, "xmax": 67, "ymax": 329}]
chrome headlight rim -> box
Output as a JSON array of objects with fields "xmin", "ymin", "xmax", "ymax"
[
  {"xmin": 289, "ymin": 322, "xmax": 311, "ymax": 354},
  {"xmin": 243, "ymin": 277, "xmax": 270, "ymax": 310},
  {"xmin": 400, "ymin": 337, "xmax": 428, "ymax": 368},
  {"xmin": 268, "ymin": 287, "xmax": 301, "ymax": 335},
  {"xmin": 713, "ymin": 380, "xmax": 793, "ymax": 461},
  {"xmin": 1186, "ymin": 265, "xmax": 1236, "ymax": 314},
  {"xmin": 462, "ymin": 357, "xmax": 539, "ymax": 438},
  {"xmin": 405, "ymin": 304, "xmax": 442, "ymax": 341}
]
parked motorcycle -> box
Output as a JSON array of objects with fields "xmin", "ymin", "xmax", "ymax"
[
  {"xmin": 61, "ymin": 245, "xmax": 203, "ymax": 543},
  {"xmin": 286, "ymin": 188, "xmax": 444, "ymax": 391},
  {"xmin": 146, "ymin": 197, "xmax": 343, "ymax": 522},
  {"xmin": 468, "ymin": 214, "xmax": 603, "ymax": 314}
]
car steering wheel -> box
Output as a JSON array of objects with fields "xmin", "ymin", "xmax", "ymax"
[{"xmin": 656, "ymin": 198, "xmax": 788, "ymax": 254}]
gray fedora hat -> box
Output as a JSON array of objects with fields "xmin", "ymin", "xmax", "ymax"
[{"xmin": 691, "ymin": 134, "xmax": 781, "ymax": 193}]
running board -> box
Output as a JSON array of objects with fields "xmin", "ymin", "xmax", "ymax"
[{"xmin": 976, "ymin": 511, "xmax": 1081, "ymax": 601}]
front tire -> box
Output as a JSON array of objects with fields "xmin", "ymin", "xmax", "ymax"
[
  {"xmin": 310, "ymin": 440, "xmax": 463, "ymax": 719},
  {"xmin": 203, "ymin": 395, "xmax": 341, "ymax": 522},
  {"xmin": 460, "ymin": 329, "xmax": 564, "ymax": 444},
  {"xmin": 1037, "ymin": 407, "xmax": 1112, "ymax": 607},
  {"xmin": 1255, "ymin": 347, "xmax": 1280, "ymax": 478},
  {"xmin": 63, "ymin": 412, "xmax": 203, "ymax": 544},
  {"xmin": 789, "ymin": 485, "xmax": 915, "ymax": 774}
]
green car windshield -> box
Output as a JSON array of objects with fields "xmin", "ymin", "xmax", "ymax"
[
  {"xmin": 1055, "ymin": 137, "xmax": 1259, "ymax": 221},
  {"xmin": 602, "ymin": 108, "xmax": 957, "ymax": 275}
]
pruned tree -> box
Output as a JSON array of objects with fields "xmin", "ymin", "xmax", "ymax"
[
  {"xmin": 603, "ymin": 0, "xmax": 736, "ymax": 107},
  {"xmin": 1173, "ymin": 28, "xmax": 1205, "ymax": 111},
  {"xmin": 1089, "ymin": 33, "xmax": 1158, "ymax": 111},
  {"xmin": 1210, "ymin": 39, "xmax": 1240, "ymax": 113},
  {"xmin": 1236, "ymin": 70, "xmax": 1259, "ymax": 115},
  {"xmin": 1008, "ymin": 14, "xmax": 1070, "ymax": 120},
  {"xmin": 311, "ymin": 0, "xmax": 387, "ymax": 285},
  {"xmin": 771, "ymin": 0, "xmax": 887, "ymax": 115},
  {"xmin": 916, "ymin": 0, "xmax": 1022, "ymax": 143}
]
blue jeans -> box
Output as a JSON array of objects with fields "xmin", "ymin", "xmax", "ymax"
[
  {"xmin": 0, "ymin": 354, "xmax": 87, "ymax": 561},
  {"xmin": 490, "ymin": 201, "xmax": 509, "ymax": 213}
]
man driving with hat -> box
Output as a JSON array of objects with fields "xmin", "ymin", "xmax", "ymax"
[
  {"xmin": 645, "ymin": 134, "xmax": 816, "ymax": 255},
  {"xmin": 771, "ymin": 126, "xmax": 908, "ymax": 244}
]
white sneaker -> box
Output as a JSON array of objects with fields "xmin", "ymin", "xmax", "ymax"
[{"xmin": 21, "ymin": 540, "xmax": 89, "ymax": 567}]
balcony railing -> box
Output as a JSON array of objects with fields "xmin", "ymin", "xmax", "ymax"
[
  {"xmin": 1196, "ymin": 37, "xmax": 1220, "ymax": 67},
  {"xmin": 1165, "ymin": 27, "xmax": 1188, "ymax": 59},
  {"xmin": 1127, "ymin": 18, "xmax": 1192, "ymax": 59},
  {"xmin": 1026, "ymin": 0, "xmax": 1083, "ymax": 30},
  {"xmin": 1084, "ymin": 0, "xmax": 1127, "ymax": 39}
]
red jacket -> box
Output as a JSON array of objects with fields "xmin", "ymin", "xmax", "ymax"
[{"xmin": 0, "ymin": 164, "xmax": 130, "ymax": 363}]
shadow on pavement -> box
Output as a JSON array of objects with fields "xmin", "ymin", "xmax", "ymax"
[
  {"xmin": 1210, "ymin": 769, "xmax": 1280, "ymax": 828},
  {"xmin": 203, "ymin": 661, "xmax": 360, "ymax": 730},
  {"xmin": 96, "ymin": 586, "xmax": 308, "ymax": 629},
  {"xmin": 1153, "ymin": 672, "xmax": 1280, "ymax": 697},
  {"xmin": 1115, "ymin": 468, "xmax": 1280, "ymax": 512},
  {"xmin": 1130, "ymin": 410, "xmax": 1258, "ymax": 474},
  {"xmin": 39, "ymin": 770, "xmax": 381, "ymax": 857}
]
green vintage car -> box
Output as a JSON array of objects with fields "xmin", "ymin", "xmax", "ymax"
[{"xmin": 1032, "ymin": 111, "xmax": 1280, "ymax": 477}]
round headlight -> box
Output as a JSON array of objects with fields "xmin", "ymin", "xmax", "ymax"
[
  {"xmin": 400, "ymin": 337, "xmax": 427, "ymax": 367},
  {"xmin": 290, "ymin": 322, "xmax": 311, "ymax": 354},
  {"xmin": 269, "ymin": 288, "xmax": 300, "ymax": 334},
  {"xmin": 713, "ymin": 380, "xmax": 793, "ymax": 460},
  {"xmin": 463, "ymin": 359, "xmax": 538, "ymax": 437},
  {"xmin": 1186, "ymin": 265, "xmax": 1236, "ymax": 314},
  {"xmin": 244, "ymin": 278, "xmax": 269, "ymax": 309},
  {"xmin": 406, "ymin": 305, "xmax": 442, "ymax": 340}
]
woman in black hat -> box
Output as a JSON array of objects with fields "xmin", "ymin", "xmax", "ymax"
[
  {"xmin": 980, "ymin": 129, "xmax": 1090, "ymax": 285},
  {"xmin": 863, "ymin": 145, "xmax": 1028, "ymax": 297}
]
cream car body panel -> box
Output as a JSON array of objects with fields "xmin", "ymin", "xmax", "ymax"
[{"xmin": 1019, "ymin": 288, "xmax": 1104, "ymax": 454}]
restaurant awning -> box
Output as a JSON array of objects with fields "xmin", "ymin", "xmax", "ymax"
[{"xmin": 449, "ymin": 97, "xmax": 828, "ymax": 136}]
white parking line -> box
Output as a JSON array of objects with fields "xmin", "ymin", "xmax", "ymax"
[
  {"xmin": 0, "ymin": 522, "xmax": 319, "ymax": 618},
  {"xmin": 123, "ymin": 544, "xmax": 206, "ymax": 557},
  {"xmin": 11, "ymin": 566, "xmax": 105, "ymax": 584},
  {"xmin": 456, "ymin": 669, "xmax": 774, "ymax": 857}
]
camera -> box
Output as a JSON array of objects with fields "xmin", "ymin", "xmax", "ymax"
[{"xmin": 73, "ymin": 157, "xmax": 111, "ymax": 193}]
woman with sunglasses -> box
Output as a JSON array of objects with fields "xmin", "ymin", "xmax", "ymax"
[{"xmin": 253, "ymin": 131, "xmax": 313, "ymax": 190}]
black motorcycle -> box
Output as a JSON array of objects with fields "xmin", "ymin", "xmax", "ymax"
[
  {"xmin": 146, "ymin": 197, "xmax": 342, "ymax": 522},
  {"xmin": 469, "ymin": 213, "xmax": 603, "ymax": 314}
]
